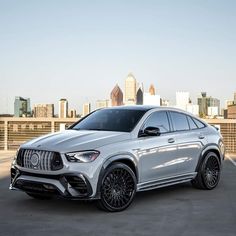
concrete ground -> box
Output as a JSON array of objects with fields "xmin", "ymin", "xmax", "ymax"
[{"xmin": 0, "ymin": 151, "xmax": 235, "ymax": 236}]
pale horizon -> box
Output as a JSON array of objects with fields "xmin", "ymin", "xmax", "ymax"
[{"xmin": 0, "ymin": 0, "xmax": 235, "ymax": 114}]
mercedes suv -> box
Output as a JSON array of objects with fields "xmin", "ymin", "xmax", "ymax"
[{"xmin": 10, "ymin": 106, "xmax": 225, "ymax": 212}]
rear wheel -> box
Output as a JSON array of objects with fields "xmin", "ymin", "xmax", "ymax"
[
  {"xmin": 26, "ymin": 193, "xmax": 52, "ymax": 200},
  {"xmin": 192, "ymin": 152, "xmax": 221, "ymax": 190},
  {"xmin": 97, "ymin": 162, "xmax": 136, "ymax": 212}
]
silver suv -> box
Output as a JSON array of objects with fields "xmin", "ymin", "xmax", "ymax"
[{"xmin": 10, "ymin": 106, "xmax": 225, "ymax": 212}]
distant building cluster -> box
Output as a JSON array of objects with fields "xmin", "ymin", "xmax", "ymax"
[
  {"xmin": 224, "ymin": 92, "xmax": 236, "ymax": 119},
  {"xmin": 33, "ymin": 104, "xmax": 54, "ymax": 118},
  {"xmin": 12, "ymin": 73, "xmax": 236, "ymax": 119},
  {"xmin": 110, "ymin": 73, "xmax": 161, "ymax": 107}
]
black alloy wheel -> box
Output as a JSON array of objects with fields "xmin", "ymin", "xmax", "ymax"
[
  {"xmin": 192, "ymin": 152, "xmax": 221, "ymax": 190},
  {"xmin": 97, "ymin": 162, "xmax": 136, "ymax": 212},
  {"xmin": 203, "ymin": 154, "xmax": 221, "ymax": 189}
]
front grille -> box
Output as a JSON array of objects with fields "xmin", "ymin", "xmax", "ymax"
[{"xmin": 17, "ymin": 149, "xmax": 63, "ymax": 171}]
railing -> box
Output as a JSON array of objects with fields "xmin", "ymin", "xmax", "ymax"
[
  {"xmin": 0, "ymin": 117, "xmax": 77, "ymax": 150},
  {"xmin": 0, "ymin": 117, "xmax": 235, "ymax": 153},
  {"xmin": 205, "ymin": 119, "xmax": 236, "ymax": 153}
]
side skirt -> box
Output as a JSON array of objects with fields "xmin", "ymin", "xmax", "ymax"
[{"xmin": 137, "ymin": 172, "xmax": 197, "ymax": 192}]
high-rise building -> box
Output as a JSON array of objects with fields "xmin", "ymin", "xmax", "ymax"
[
  {"xmin": 161, "ymin": 99, "xmax": 170, "ymax": 107},
  {"xmin": 136, "ymin": 88, "xmax": 143, "ymax": 105},
  {"xmin": 110, "ymin": 84, "xmax": 123, "ymax": 106},
  {"xmin": 149, "ymin": 84, "xmax": 156, "ymax": 95},
  {"xmin": 136, "ymin": 83, "xmax": 144, "ymax": 105},
  {"xmin": 83, "ymin": 103, "xmax": 91, "ymax": 117},
  {"xmin": 14, "ymin": 96, "xmax": 31, "ymax": 117},
  {"xmin": 33, "ymin": 104, "xmax": 54, "ymax": 118},
  {"xmin": 198, "ymin": 92, "xmax": 220, "ymax": 118},
  {"xmin": 125, "ymin": 73, "xmax": 136, "ymax": 105},
  {"xmin": 96, "ymin": 100, "xmax": 109, "ymax": 109},
  {"xmin": 234, "ymin": 92, "xmax": 236, "ymax": 104},
  {"xmin": 186, "ymin": 104, "xmax": 199, "ymax": 116},
  {"xmin": 59, "ymin": 99, "xmax": 68, "ymax": 118},
  {"xmin": 225, "ymin": 100, "xmax": 234, "ymax": 109},
  {"xmin": 143, "ymin": 93, "xmax": 161, "ymax": 106},
  {"xmin": 208, "ymin": 107, "xmax": 219, "ymax": 118},
  {"xmin": 227, "ymin": 104, "xmax": 236, "ymax": 119},
  {"xmin": 176, "ymin": 92, "xmax": 190, "ymax": 111},
  {"xmin": 69, "ymin": 109, "xmax": 77, "ymax": 118}
]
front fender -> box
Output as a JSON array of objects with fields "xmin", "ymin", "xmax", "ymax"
[{"xmin": 95, "ymin": 153, "xmax": 138, "ymax": 198}]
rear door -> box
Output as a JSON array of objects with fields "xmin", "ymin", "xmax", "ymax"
[{"xmin": 169, "ymin": 111, "xmax": 206, "ymax": 175}]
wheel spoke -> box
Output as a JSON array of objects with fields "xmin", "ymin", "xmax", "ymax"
[
  {"xmin": 204, "ymin": 156, "xmax": 220, "ymax": 188},
  {"xmin": 101, "ymin": 167, "xmax": 135, "ymax": 209}
]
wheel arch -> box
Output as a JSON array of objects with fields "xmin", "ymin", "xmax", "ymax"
[
  {"xmin": 95, "ymin": 154, "xmax": 138, "ymax": 198},
  {"xmin": 195, "ymin": 144, "xmax": 222, "ymax": 172}
]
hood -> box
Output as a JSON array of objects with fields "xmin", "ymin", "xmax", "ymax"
[{"xmin": 21, "ymin": 129, "xmax": 131, "ymax": 153}]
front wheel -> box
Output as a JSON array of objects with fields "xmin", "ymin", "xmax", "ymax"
[
  {"xmin": 192, "ymin": 152, "xmax": 221, "ymax": 190},
  {"xmin": 97, "ymin": 162, "xmax": 137, "ymax": 212}
]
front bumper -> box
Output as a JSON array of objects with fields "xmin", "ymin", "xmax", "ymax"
[{"xmin": 10, "ymin": 167, "xmax": 96, "ymax": 199}]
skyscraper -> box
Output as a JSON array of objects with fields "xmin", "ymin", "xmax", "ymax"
[
  {"xmin": 69, "ymin": 109, "xmax": 77, "ymax": 118},
  {"xmin": 96, "ymin": 100, "xmax": 109, "ymax": 109},
  {"xmin": 59, "ymin": 98, "xmax": 68, "ymax": 118},
  {"xmin": 14, "ymin": 96, "xmax": 31, "ymax": 117},
  {"xmin": 149, "ymin": 84, "xmax": 156, "ymax": 95},
  {"xmin": 125, "ymin": 73, "xmax": 136, "ymax": 105},
  {"xmin": 143, "ymin": 93, "xmax": 161, "ymax": 106},
  {"xmin": 161, "ymin": 99, "xmax": 170, "ymax": 107},
  {"xmin": 33, "ymin": 104, "xmax": 54, "ymax": 118},
  {"xmin": 83, "ymin": 103, "xmax": 91, "ymax": 117},
  {"xmin": 136, "ymin": 90, "xmax": 143, "ymax": 105},
  {"xmin": 176, "ymin": 92, "xmax": 190, "ymax": 111},
  {"xmin": 198, "ymin": 92, "xmax": 220, "ymax": 117},
  {"xmin": 234, "ymin": 92, "xmax": 236, "ymax": 104},
  {"xmin": 110, "ymin": 84, "xmax": 123, "ymax": 106}
]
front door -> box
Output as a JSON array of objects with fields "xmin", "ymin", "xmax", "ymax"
[{"xmin": 138, "ymin": 111, "xmax": 180, "ymax": 182}]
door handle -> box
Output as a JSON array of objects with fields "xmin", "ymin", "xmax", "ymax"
[
  {"xmin": 168, "ymin": 138, "xmax": 175, "ymax": 143},
  {"xmin": 198, "ymin": 134, "xmax": 205, "ymax": 139}
]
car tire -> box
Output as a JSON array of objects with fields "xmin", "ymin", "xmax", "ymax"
[
  {"xmin": 192, "ymin": 152, "xmax": 221, "ymax": 190},
  {"xmin": 26, "ymin": 193, "xmax": 52, "ymax": 200},
  {"xmin": 97, "ymin": 162, "xmax": 137, "ymax": 212}
]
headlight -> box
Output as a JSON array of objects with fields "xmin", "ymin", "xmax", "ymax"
[{"xmin": 65, "ymin": 150, "xmax": 100, "ymax": 163}]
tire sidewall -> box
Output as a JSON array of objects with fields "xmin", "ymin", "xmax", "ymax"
[
  {"xmin": 200, "ymin": 152, "xmax": 221, "ymax": 190},
  {"xmin": 99, "ymin": 162, "xmax": 137, "ymax": 212}
]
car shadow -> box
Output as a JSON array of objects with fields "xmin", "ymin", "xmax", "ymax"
[{"xmin": 0, "ymin": 174, "xmax": 198, "ymax": 215}]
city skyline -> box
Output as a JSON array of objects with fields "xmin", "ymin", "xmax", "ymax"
[
  {"xmin": 11, "ymin": 74, "xmax": 236, "ymax": 118},
  {"xmin": 0, "ymin": 1, "xmax": 236, "ymax": 114}
]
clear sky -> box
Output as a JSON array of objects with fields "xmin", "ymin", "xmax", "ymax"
[{"xmin": 0, "ymin": 0, "xmax": 235, "ymax": 114}]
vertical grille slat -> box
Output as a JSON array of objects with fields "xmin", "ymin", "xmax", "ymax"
[
  {"xmin": 26, "ymin": 150, "xmax": 30, "ymax": 168},
  {"xmin": 40, "ymin": 151, "xmax": 44, "ymax": 170},
  {"xmin": 23, "ymin": 150, "xmax": 27, "ymax": 167},
  {"xmin": 48, "ymin": 152, "xmax": 52, "ymax": 171},
  {"xmin": 17, "ymin": 149, "xmax": 63, "ymax": 171}
]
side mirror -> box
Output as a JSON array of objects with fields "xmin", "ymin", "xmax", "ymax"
[{"xmin": 139, "ymin": 126, "xmax": 161, "ymax": 137}]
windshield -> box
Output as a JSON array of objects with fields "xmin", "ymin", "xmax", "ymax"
[{"xmin": 71, "ymin": 109, "xmax": 146, "ymax": 132}]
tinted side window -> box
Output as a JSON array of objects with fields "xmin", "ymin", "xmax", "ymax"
[
  {"xmin": 170, "ymin": 112, "xmax": 189, "ymax": 131},
  {"xmin": 192, "ymin": 118, "xmax": 205, "ymax": 129},
  {"xmin": 187, "ymin": 116, "xmax": 198, "ymax": 130},
  {"xmin": 143, "ymin": 111, "xmax": 170, "ymax": 133}
]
